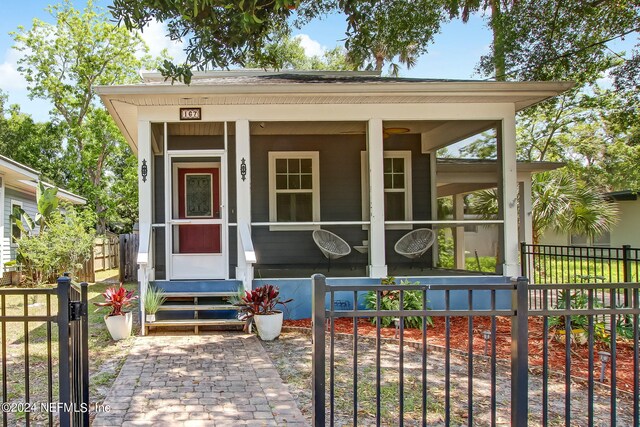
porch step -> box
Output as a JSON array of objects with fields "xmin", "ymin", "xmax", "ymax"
[
  {"xmin": 158, "ymin": 304, "xmax": 238, "ymax": 311},
  {"xmin": 146, "ymin": 318, "xmax": 245, "ymax": 333},
  {"xmin": 161, "ymin": 291, "xmax": 238, "ymax": 299}
]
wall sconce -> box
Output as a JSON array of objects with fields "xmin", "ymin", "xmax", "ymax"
[{"xmin": 141, "ymin": 159, "xmax": 148, "ymax": 183}]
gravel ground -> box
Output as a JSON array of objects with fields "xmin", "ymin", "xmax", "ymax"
[{"xmin": 261, "ymin": 329, "xmax": 635, "ymax": 427}]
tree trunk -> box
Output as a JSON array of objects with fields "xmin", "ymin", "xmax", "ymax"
[{"xmin": 490, "ymin": 0, "xmax": 506, "ymax": 81}]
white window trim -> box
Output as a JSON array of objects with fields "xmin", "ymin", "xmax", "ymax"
[
  {"xmin": 10, "ymin": 200, "xmax": 23, "ymax": 247},
  {"xmin": 268, "ymin": 151, "xmax": 320, "ymax": 231},
  {"xmin": 361, "ymin": 150, "xmax": 413, "ymax": 230}
]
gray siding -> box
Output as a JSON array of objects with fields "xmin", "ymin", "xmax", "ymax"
[
  {"xmin": 250, "ymin": 134, "xmax": 433, "ymax": 267},
  {"xmin": 3, "ymin": 188, "xmax": 37, "ymax": 265}
]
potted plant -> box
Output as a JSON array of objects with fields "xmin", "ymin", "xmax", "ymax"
[
  {"xmin": 144, "ymin": 286, "xmax": 166, "ymax": 323},
  {"xmin": 94, "ymin": 284, "xmax": 138, "ymax": 341},
  {"xmin": 235, "ymin": 284, "xmax": 292, "ymax": 341}
]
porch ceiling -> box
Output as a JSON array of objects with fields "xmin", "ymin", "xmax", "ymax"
[{"xmin": 435, "ymin": 159, "xmax": 564, "ymax": 197}]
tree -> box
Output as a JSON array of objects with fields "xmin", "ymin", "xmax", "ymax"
[
  {"xmin": 245, "ymin": 34, "xmax": 351, "ymax": 71},
  {"xmin": 12, "ymin": 1, "xmax": 148, "ymax": 233},
  {"xmin": 109, "ymin": 0, "xmax": 446, "ymax": 82},
  {"xmin": 0, "ymin": 92, "xmax": 65, "ymax": 184}
]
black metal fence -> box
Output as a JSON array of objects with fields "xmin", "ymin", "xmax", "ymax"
[
  {"xmin": 0, "ymin": 276, "xmax": 89, "ymax": 427},
  {"xmin": 311, "ymin": 274, "xmax": 640, "ymax": 426},
  {"xmin": 521, "ymin": 243, "xmax": 640, "ymax": 310},
  {"xmin": 521, "ymin": 243, "xmax": 640, "ymax": 285}
]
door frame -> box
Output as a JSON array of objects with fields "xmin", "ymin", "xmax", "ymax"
[{"xmin": 165, "ymin": 150, "xmax": 229, "ymax": 280}]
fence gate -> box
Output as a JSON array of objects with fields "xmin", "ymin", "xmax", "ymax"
[{"xmin": 0, "ymin": 276, "xmax": 90, "ymax": 427}]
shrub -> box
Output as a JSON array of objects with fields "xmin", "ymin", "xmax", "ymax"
[
  {"xmin": 15, "ymin": 207, "xmax": 94, "ymax": 285},
  {"xmin": 365, "ymin": 277, "xmax": 433, "ymax": 329}
]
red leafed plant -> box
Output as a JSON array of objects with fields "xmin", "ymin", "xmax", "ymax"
[
  {"xmin": 235, "ymin": 284, "xmax": 292, "ymax": 319},
  {"xmin": 93, "ymin": 284, "xmax": 138, "ymax": 317}
]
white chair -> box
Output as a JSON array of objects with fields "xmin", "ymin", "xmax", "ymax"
[
  {"xmin": 394, "ymin": 228, "xmax": 436, "ymax": 259},
  {"xmin": 312, "ymin": 229, "xmax": 351, "ymax": 270}
]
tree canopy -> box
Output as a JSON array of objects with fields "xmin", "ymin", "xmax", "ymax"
[{"xmin": 11, "ymin": 0, "xmax": 148, "ymax": 233}]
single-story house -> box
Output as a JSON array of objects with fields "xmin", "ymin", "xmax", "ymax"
[
  {"xmin": 0, "ymin": 154, "xmax": 86, "ymax": 284},
  {"xmin": 95, "ymin": 70, "xmax": 571, "ymax": 331},
  {"xmin": 539, "ymin": 190, "xmax": 640, "ymax": 248}
]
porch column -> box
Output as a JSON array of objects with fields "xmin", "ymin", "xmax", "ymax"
[
  {"xmin": 453, "ymin": 193, "xmax": 466, "ymax": 269},
  {"xmin": 428, "ymin": 152, "xmax": 439, "ymax": 267},
  {"xmin": 137, "ymin": 120, "xmax": 152, "ymax": 334},
  {"xmin": 518, "ymin": 177, "xmax": 533, "ymax": 245},
  {"xmin": 498, "ymin": 113, "xmax": 520, "ymax": 277},
  {"xmin": 235, "ymin": 119, "xmax": 254, "ymax": 289},
  {"xmin": 137, "ymin": 120, "xmax": 153, "ymax": 265},
  {"xmin": 367, "ymin": 118, "xmax": 387, "ymax": 278}
]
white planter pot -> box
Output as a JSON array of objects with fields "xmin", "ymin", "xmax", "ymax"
[
  {"xmin": 146, "ymin": 313, "xmax": 156, "ymax": 323},
  {"xmin": 254, "ymin": 311, "xmax": 284, "ymax": 341},
  {"xmin": 104, "ymin": 312, "xmax": 133, "ymax": 341}
]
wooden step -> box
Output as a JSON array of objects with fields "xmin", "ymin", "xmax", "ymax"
[
  {"xmin": 146, "ymin": 318, "xmax": 245, "ymax": 333},
  {"xmin": 158, "ymin": 304, "xmax": 239, "ymax": 311},
  {"xmin": 162, "ymin": 292, "xmax": 238, "ymax": 298}
]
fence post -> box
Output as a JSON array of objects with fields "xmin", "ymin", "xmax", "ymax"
[
  {"xmin": 56, "ymin": 275, "xmax": 72, "ymax": 427},
  {"xmin": 311, "ymin": 274, "xmax": 326, "ymax": 426},
  {"xmin": 80, "ymin": 282, "xmax": 90, "ymax": 427},
  {"xmin": 511, "ymin": 276, "xmax": 529, "ymax": 427},
  {"xmin": 520, "ymin": 242, "xmax": 527, "ymax": 279},
  {"xmin": 623, "ymin": 245, "xmax": 632, "ymax": 307}
]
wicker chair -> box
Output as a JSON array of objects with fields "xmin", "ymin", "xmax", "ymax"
[
  {"xmin": 394, "ymin": 228, "xmax": 436, "ymax": 259},
  {"xmin": 312, "ymin": 229, "xmax": 351, "ymax": 270}
]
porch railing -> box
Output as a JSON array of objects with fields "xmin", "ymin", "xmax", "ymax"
[
  {"xmin": 137, "ymin": 223, "xmax": 152, "ymax": 334},
  {"xmin": 311, "ymin": 275, "xmax": 640, "ymax": 426}
]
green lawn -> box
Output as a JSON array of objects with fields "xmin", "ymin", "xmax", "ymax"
[{"xmin": 0, "ymin": 274, "xmax": 138, "ymax": 424}]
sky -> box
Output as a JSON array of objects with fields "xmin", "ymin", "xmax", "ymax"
[{"xmin": 0, "ymin": 1, "xmax": 634, "ymax": 123}]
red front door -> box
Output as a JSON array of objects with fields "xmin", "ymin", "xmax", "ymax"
[{"xmin": 177, "ymin": 167, "xmax": 220, "ymax": 253}]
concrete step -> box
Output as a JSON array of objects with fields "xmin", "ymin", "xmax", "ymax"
[{"xmin": 158, "ymin": 304, "xmax": 239, "ymax": 311}]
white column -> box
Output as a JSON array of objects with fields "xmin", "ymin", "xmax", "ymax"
[
  {"xmin": 453, "ymin": 193, "xmax": 466, "ymax": 270},
  {"xmin": 500, "ymin": 113, "xmax": 520, "ymax": 277},
  {"xmin": 137, "ymin": 120, "xmax": 152, "ymax": 335},
  {"xmin": 519, "ymin": 177, "xmax": 533, "ymax": 245},
  {"xmin": 235, "ymin": 119, "xmax": 254, "ymax": 289},
  {"xmin": 368, "ymin": 118, "xmax": 387, "ymax": 278},
  {"xmin": 428, "ymin": 151, "xmax": 439, "ymax": 267}
]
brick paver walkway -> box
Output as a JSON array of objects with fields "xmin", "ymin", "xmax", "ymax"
[{"xmin": 92, "ymin": 332, "xmax": 308, "ymax": 426}]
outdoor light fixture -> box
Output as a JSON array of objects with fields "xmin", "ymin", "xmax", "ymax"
[
  {"xmin": 141, "ymin": 159, "xmax": 148, "ymax": 182},
  {"xmin": 598, "ymin": 351, "xmax": 611, "ymax": 382},
  {"xmin": 482, "ymin": 330, "xmax": 492, "ymax": 355},
  {"xmin": 394, "ymin": 317, "xmax": 401, "ymax": 339}
]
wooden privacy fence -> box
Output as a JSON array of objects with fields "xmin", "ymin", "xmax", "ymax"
[
  {"xmin": 119, "ymin": 233, "xmax": 139, "ymax": 283},
  {"xmin": 93, "ymin": 233, "xmax": 120, "ymax": 272}
]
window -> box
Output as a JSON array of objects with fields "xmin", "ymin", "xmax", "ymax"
[
  {"xmin": 10, "ymin": 201, "xmax": 23, "ymax": 245},
  {"xmin": 268, "ymin": 152, "xmax": 320, "ymax": 229},
  {"xmin": 570, "ymin": 234, "xmax": 588, "ymax": 246},
  {"xmin": 361, "ymin": 151, "xmax": 412, "ymax": 229},
  {"xmin": 593, "ymin": 231, "xmax": 611, "ymax": 247}
]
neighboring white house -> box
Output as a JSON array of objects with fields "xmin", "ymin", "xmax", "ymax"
[
  {"xmin": 539, "ymin": 190, "xmax": 640, "ymax": 248},
  {"xmin": 0, "ymin": 155, "xmax": 85, "ymax": 283}
]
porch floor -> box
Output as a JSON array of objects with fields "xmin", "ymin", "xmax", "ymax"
[
  {"xmin": 92, "ymin": 332, "xmax": 308, "ymax": 427},
  {"xmin": 253, "ymin": 264, "xmax": 492, "ymax": 279}
]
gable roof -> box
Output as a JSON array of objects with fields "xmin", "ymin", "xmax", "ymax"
[
  {"xmin": 0, "ymin": 154, "xmax": 86, "ymax": 205},
  {"xmin": 95, "ymin": 71, "xmax": 574, "ymax": 153}
]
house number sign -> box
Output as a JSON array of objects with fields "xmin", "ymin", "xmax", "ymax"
[{"xmin": 180, "ymin": 107, "xmax": 201, "ymax": 120}]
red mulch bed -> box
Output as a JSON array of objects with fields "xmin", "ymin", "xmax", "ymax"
[{"xmin": 284, "ymin": 316, "xmax": 637, "ymax": 392}]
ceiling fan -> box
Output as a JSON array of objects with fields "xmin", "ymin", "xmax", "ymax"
[{"xmin": 340, "ymin": 126, "xmax": 411, "ymax": 139}]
